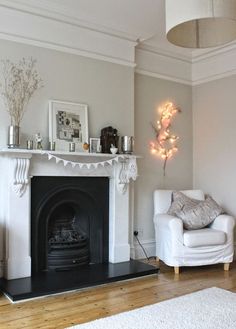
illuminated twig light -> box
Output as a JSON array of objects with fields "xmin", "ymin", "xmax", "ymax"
[{"xmin": 150, "ymin": 102, "xmax": 181, "ymax": 176}]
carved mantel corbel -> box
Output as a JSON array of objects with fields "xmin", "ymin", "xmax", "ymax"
[
  {"xmin": 12, "ymin": 156, "xmax": 32, "ymax": 197},
  {"xmin": 117, "ymin": 156, "xmax": 138, "ymax": 194}
]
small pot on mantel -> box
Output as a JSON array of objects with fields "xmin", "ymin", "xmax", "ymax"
[{"xmin": 7, "ymin": 125, "xmax": 20, "ymax": 148}]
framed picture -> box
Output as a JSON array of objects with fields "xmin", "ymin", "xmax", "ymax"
[
  {"xmin": 89, "ymin": 138, "xmax": 101, "ymax": 153},
  {"xmin": 49, "ymin": 100, "xmax": 88, "ymax": 152}
]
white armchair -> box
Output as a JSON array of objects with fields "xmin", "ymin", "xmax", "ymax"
[{"xmin": 153, "ymin": 189, "xmax": 235, "ymax": 274}]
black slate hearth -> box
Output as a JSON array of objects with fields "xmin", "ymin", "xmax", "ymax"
[{"xmin": 0, "ymin": 260, "xmax": 158, "ymax": 302}]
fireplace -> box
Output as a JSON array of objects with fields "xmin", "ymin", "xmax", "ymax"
[
  {"xmin": 31, "ymin": 176, "xmax": 109, "ymax": 273},
  {"xmin": 0, "ymin": 150, "xmax": 139, "ymax": 280},
  {"xmin": 0, "ymin": 150, "xmax": 159, "ymax": 302}
]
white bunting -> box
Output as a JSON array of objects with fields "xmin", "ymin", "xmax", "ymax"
[{"xmin": 43, "ymin": 152, "xmax": 127, "ymax": 169}]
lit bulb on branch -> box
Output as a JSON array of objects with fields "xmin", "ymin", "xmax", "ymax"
[{"xmin": 150, "ymin": 102, "xmax": 181, "ymax": 176}]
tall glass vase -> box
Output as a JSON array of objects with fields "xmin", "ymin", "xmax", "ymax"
[{"xmin": 8, "ymin": 125, "xmax": 20, "ymax": 148}]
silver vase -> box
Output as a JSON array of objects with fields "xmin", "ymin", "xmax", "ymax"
[
  {"xmin": 8, "ymin": 125, "xmax": 20, "ymax": 148},
  {"xmin": 121, "ymin": 136, "xmax": 134, "ymax": 154}
]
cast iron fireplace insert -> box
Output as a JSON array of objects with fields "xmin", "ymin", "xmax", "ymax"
[{"xmin": 31, "ymin": 176, "xmax": 109, "ymax": 274}]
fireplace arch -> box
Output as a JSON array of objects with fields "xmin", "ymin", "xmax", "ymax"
[{"xmin": 31, "ymin": 176, "xmax": 109, "ymax": 273}]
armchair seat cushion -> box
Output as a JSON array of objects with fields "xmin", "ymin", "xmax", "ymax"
[{"xmin": 183, "ymin": 228, "xmax": 226, "ymax": 248}]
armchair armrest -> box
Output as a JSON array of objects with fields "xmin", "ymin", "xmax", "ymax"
[
  {"xmin": 209, "ymin": 214, "xmax": 235, "ymax": 234},
  {"xmin": 154, "ymin": 214, "xmax": 184, "ymax": 244}
]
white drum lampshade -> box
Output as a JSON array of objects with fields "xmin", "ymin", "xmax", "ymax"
[{"xmin": 166, "ymin": 0, "xmax": 236, "ymax": 48}]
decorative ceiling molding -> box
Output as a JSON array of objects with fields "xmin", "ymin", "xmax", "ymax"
[
  {"xmin": 135, "ymin": 47, "xmax": 192, "ymax": 86},
  {"xmin": 192, "ymin": 42, "xmax": 236, "ymax": 63},
  {"xmin": 136, "ymin": 42, "xmax": 236, "ymax": 86},
  {"xmin": 137, "ymin": 44, "xmax": 192, "ymax": 63},
  {"xmin": 0, "ymin": 1, "xmax": 236, "ymax": 84},
  {"xmin": 0, "ymin": 4, "xmax": 137, "ymax": 67},
  {"xmin": 0, "ymin": 0, "xmax": 140, "ymax": 42},
  {"xmin": 192, "ymin": 43, "xmax": 236, "ymax": 85}
]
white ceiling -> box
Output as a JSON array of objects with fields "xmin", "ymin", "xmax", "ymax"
[
  {"xmin": 2, "ymin": 0, "xmax": 195, "ymax": 57},
  {"xmin": 1, "ymin": 0, "xmax": 232, "ymax": 60}
]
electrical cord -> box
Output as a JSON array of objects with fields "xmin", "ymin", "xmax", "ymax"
[{"xmin": 134, "ymin": 234, "xmax": 156, "ymax": 261}]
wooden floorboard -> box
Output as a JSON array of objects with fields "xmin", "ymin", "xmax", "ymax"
[{"xmin": 0, "ymin": 260, "xmax": 235, "ymax": 329}]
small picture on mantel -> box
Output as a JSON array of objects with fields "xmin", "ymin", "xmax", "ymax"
[
  {"xmin": 49, "ymin": 100, "xmax": 88, "ymax": 152},
  {"xmin": 89, "ymin": 138, "xmax": 101, "ymax": 153}
]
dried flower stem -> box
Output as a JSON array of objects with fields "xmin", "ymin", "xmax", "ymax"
[{"xmin": 0, "ymin": 57, "xmax": 43, "ymax": 126}]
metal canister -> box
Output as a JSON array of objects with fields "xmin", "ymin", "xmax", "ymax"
[
  {"xmin": 121, "ymin": 136, "xmax": 134, "ymax": 154},
  {"xmin": 69, "ymin": 142, "xmax": 75, "ymax": 152},
  {"xmin": 49, "ymin": 141, "xmax": 56, "ymax": 151},
  {"xmin": 26, "ymin": 140, "xmax": 34, "ymax": 150}
]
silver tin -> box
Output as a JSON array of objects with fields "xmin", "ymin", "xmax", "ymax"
[
  {"xmin": 26, "ymin": 140, "xmax": 33, "ymax": 150},
  {"xmin": 49, "ymin": 141, "xmax": 56, "ymax": 151},
  {"xmin": 121, "ymin": 136, "xmax": 134, "ymax": 154},
  {"xmin": 69, "ymin": 142, "xmax": 75, "ymax": 152}
]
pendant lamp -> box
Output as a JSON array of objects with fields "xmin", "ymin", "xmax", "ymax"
[{"xmin": 166, "ymin": 0, "xmax": 236, "ymax": 48}]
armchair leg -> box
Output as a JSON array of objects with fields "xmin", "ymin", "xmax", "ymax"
[
  {"xmin": 174, "ymin": 267, "xmax": 179, "ymax": 275},
  {"xmin": 224, "ymin": 263, "xmax": 230, "ymax": 271}
]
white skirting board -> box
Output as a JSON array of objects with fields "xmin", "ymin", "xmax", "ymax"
[{"xmin": 130, "ymin": 239, "xmax": 156, "ymax": 260}]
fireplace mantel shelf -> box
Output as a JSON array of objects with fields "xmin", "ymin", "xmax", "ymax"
[
  {"xmin": 0, "ymin": 148, "xmax": 141, "ymax": 159},
  {"xmin": 0, "ymin": 148, "xmax": 139, "ymax": 198}
]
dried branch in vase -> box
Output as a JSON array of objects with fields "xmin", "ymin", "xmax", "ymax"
[{"xmin": 0, "ymin": 57, "xmax": 43, "ymax": 126}]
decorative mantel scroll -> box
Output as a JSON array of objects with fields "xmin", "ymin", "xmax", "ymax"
[
  {"xmin": 13, "ymin": 157, "xmax": 31, "ymax": 197},
  {"xmin": 8, "ymin": 151, "xmax": 138, "ymax": 197},
  {"xmin": 117, "ymin": 156, "xmax": 138, "ymax": 194}
]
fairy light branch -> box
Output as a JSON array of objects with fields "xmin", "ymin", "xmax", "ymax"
[{"xmin": 150, "ymin": 102, "xmax": 181, "ymax": 176}]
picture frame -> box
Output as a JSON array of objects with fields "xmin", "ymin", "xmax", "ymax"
[
  {"xmin": 49, "ymin": 100, "xmax": 88, "ymax": 152},
  {"xmin": 89, "ymin": 138, "xmax": 101, "ymax": 153}
]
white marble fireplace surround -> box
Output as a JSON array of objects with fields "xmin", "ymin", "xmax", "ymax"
[{"xmin": 0, "ymin": 149, "xmax": 138, "ymax": 280}]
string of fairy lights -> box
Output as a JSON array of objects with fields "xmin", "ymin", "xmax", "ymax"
[{"xmin": 150, "ymin": 101, "xmax": 181, "ymax": 176}]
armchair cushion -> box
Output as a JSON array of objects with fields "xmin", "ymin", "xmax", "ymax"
[
  {"xmin": 183, "ymin": 228, "xmax": 226, "ymax": 247},
  {"xmin": 168, "ymin": 191, "xmax": 200, "ymax": 216},
  {"xmin": 168, "ymin": 191, "xmax": 224, "ymax": 230}
]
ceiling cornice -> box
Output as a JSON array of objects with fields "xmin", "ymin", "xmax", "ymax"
[
  {"xmin": 137, "ymin": 44, "xmax": 192, "ymax": 64},
  {"xmin": 135, "ymin": 47, "xmax": 192, "ymax": 85},
  {"xmin": 0, "ymin": 1, "xmax": 236, "ymax": 85},
  {"xmin": 136, "ymin": 42, "xmax": 236, "ymax": 86},
  {"xmin": 0, "ymin": 0, "xmax": 140, "ymax": 42},
  {"xmin": 192, "ymin": 43, "xmax": 236, "ymax": 85},
  {"xmin": 0, "ymin": 2, "xmax": 137, "ymax": 67}
]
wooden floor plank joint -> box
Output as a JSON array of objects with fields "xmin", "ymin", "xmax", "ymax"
[{"xmin": 0, "ymin": 261, "xmax": 235, "ymax": 329}]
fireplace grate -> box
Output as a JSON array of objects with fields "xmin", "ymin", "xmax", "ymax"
[{"xmin": 48, "ymin": 217, "xmax": 90, "ymax": 270}]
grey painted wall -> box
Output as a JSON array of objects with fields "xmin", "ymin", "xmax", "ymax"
[
  {"xmin": 0, "ymin": 39, "xmax": 195, "ymax": 260},
  {"xmin": 0, "ymin": 39, "xmax": 135, "ymax": 272},
  {"xmin": 134, "ymin": 73, "xmax": 193, "ymax": 247},
  {"xmin": 193, "ymin": 75, "xmax": 236, "ymax": 217},
  {"xmin": 0, "ymin": 39, "xmax": 134, "ymax": 148}
]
